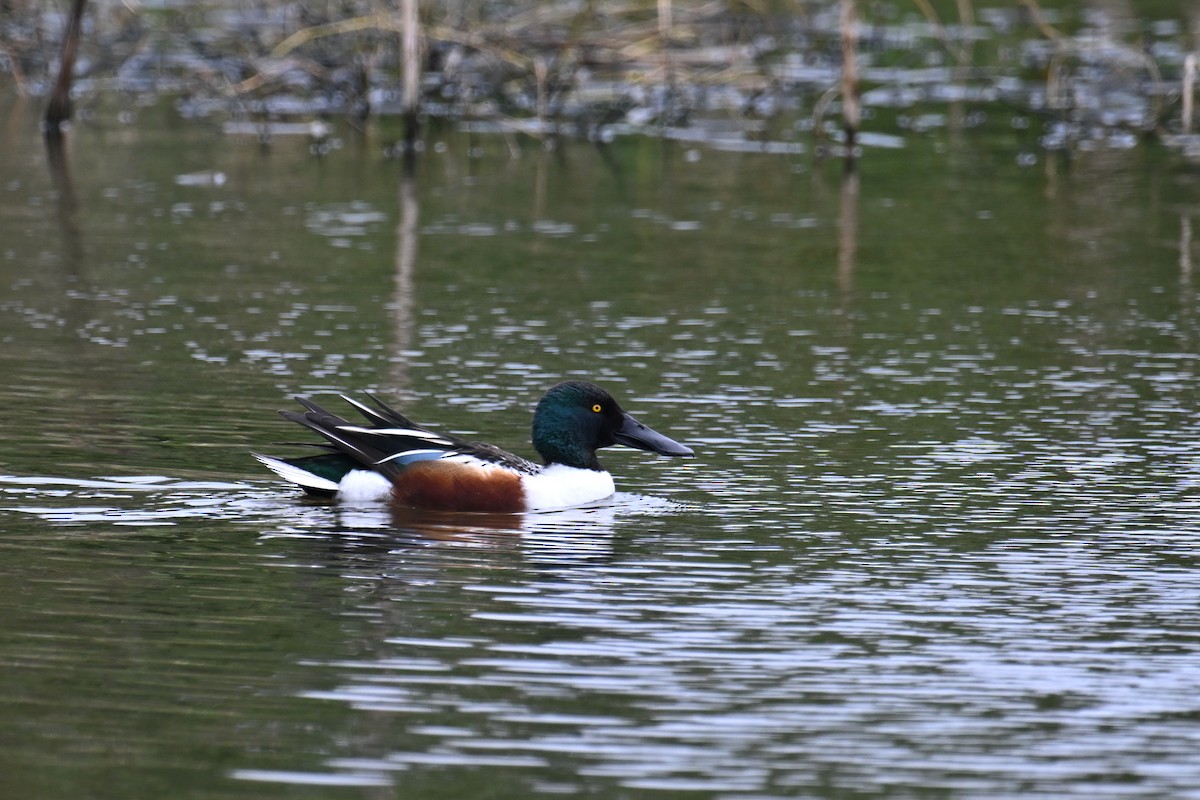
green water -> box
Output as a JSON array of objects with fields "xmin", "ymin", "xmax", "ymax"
[{"xmin": 3, "ymin": 96, "xmax": 1200, "ymax": 798}]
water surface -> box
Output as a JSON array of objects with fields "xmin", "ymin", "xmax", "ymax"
[{"xmin": 3, "ymin": 97, "xmax": 1200, "ymax": 798}]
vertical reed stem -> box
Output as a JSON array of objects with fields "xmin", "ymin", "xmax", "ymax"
[
  {"xmin": 955, "ymin": 0, "xmax": 975, "ymax": 26},
  {"xmin": 1185, "ymin": 54, "xmax": 1197, "ymax": 135},
  {"xmin": 658, "ymin": 0, "xmax": 673, "ymax": 44},
  {"xmin": 44, "ymin": 0, "xmax": 88, "ymax": 135},
  {"xmin": 659, "ymin": 0, "xmax": 675, "ymax": 93},
  {"xmin": 955, "ymin": 0, "xmax": 975, "ymax": 66},
  {"xmin": 839, "ymin": 0, "xmax": 860, "ymax": 165},
  {"xmin": 400, "ymin": 0, "xmax": 421, "ymax": 153}
]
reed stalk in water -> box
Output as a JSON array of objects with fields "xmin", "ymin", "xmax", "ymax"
[
  {"xmin": 44, "ymin": 0, "xmax": 88, "ymax": 135},
  {"xmin": 840, "ymin": 0, "xmax": 859, "ymax": 167},
  {"xmin": 401, "ymin": 0, "xmax": 421, "ymax": 152}
]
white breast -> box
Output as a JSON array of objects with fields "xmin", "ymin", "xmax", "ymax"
[{"xmin": 522, "ymin": 464, "xmax": 615, "ymax": 511}]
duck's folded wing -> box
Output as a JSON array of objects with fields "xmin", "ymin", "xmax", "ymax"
[{"xmin": 279, "ymin": 395, "xmax": 538, "ymax": 483}]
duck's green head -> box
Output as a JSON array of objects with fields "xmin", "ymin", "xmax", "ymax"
[{"xmin": 531, "ymin": 380, "xmax": 694, "ymax": 470}]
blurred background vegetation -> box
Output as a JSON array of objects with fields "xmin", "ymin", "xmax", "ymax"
[{"xmin": 3, "ymin": 1, "xmax": 1200, "ymax": 154}]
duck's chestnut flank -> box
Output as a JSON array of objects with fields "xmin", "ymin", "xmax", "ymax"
[{"xmin": 392, "ymin": 460, "xmax": 525, "ymax": 513}]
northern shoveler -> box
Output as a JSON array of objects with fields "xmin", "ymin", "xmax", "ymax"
[{"xmin": 254, "ymin": 380, "xmax": 694, "ymax": 512}]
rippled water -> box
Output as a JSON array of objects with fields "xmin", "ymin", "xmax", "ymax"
[{"xmin": 3, "ymin": 96, "xmax": 1200, "ymax": 798}]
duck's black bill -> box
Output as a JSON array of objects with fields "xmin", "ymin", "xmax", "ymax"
[{"xmin": 614, "ymin": 412, "xmax": 694, "ymax": 457}]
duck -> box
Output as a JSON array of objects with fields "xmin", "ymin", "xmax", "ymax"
[{"xmin": 254, "ymin": 380, "xmax": 694, "ymax": 512}]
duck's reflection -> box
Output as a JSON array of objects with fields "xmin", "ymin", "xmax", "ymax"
[{"xmin": 272, "ymin": 497, "xmax": 626, "ymax": 566}]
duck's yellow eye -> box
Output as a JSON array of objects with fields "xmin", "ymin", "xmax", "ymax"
[{"xmin": 592, "ymin": 404, "xmax": 602, "ymax": 413}]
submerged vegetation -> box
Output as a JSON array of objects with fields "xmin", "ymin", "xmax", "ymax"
[{"xmin": 3, "ymin": 1, "xmax": 1200, "ymax": 157}]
